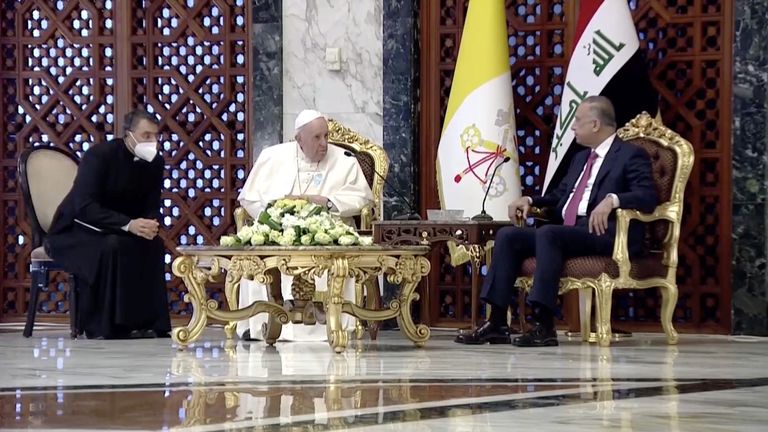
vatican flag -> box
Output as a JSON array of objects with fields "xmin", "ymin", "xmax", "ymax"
[{"xmin": 437, "ymin": 0, "xmax": 520, "ymax": 220}]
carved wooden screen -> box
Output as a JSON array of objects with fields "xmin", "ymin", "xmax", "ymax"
[
  {"xmin": 421, "ymin": 0, "xmax": 732, "ymax": 333},
  {"xmin": 622, "ymin": 0, "xmax": 732, "ymax": 333},
  {"xmin": 0, "ymin": 0, "xmax": 250, "ymax": 322},
  {"xmin": 128, "ymin": 1, "xmax": 251, "ymax": 316}
]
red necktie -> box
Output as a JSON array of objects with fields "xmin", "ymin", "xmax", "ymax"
[{"xmin": 563, "ymin": 151, "xmax": 598, "ymax": 226}]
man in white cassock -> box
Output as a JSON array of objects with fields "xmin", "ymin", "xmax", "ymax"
[{"xmin": 236, "ymin": 109, "xmax": 374, "ymax": 341}]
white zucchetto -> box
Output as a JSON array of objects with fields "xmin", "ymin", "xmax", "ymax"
[{"xmin": 294, "ymin": 109, "xmax": 325, "ymax": 132}]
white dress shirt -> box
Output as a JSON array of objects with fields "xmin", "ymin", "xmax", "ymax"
[{"xmin": 560, "ymin": 134, "xmax": 619, "ymax": 219}]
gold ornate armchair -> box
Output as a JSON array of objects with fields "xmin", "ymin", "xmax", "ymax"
[
  {"xmin": 515, "ymin": 112, "xmax": 694, "ymax": 346},
  {"xmin": 234, "ymin": 118, "xmax": 388, "ymax": 232},
  {"xmin": 232, "ymin": 119, "xmax": 389, "ymax": 339}
]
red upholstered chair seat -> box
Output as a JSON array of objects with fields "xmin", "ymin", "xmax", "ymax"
[{"xmin": 519, "ymin": 253, "xmax": 667, "ymax": 281}]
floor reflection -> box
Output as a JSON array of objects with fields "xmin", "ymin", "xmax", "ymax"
[
  {"xmin": 0, "ymin": 341, "xmax": 583, "ymax": 430},
  {"xmin": 2, "ymin": 335, "xmax": 767, "ymax": 431}
]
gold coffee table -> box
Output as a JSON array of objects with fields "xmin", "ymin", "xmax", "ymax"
[{"xmin": 171, "ymin": 245, "xmax": 431, "ymax": 353}]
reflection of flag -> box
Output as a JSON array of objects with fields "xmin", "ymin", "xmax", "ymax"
[
  {"xmin": 543, "ymin": 0, "xmax": 658, "ymax": 191},
  {"xmin": 436, "ymin": 0, "xmax": 521, "ymax": 220}
]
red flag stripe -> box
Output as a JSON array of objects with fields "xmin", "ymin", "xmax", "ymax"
[{"xmin": 573, "ymin": 0, "xmax": 604, "ymax": 48}]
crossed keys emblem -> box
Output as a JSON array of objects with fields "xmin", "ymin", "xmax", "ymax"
[{"xmin": 453, "ymin": 123, "xmax": 516, "ymax": 198}]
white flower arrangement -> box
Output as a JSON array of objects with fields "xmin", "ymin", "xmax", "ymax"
[{"xmin": 219, "ymin": 198, "xmax": 374, "ymax": 247}]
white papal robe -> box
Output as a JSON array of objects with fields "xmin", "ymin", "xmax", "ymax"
[{"xmin": 236, "ymin": 141, "xmax": 374, "ymax": 341}]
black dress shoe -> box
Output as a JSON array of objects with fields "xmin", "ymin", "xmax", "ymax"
[
  {"xmin": 454, "ymin": 321, "xmax": 511, "ymax": 345},
  {"xmin": 141, "ymin": 329, "xmax": 159, "ymax": 338},
  {"xmin": 512, "ymin": 322, "xmax": 558, "ymax": 347}
]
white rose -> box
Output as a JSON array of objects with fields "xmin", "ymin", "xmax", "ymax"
[
  {"xmin": 236, "ymin": 225, "xmax": 255, "ymax": 244},
  {"xmin": 328, "ymin": 226, "xmax": 349, "ymax": 240},
  {"xmin": 220, "ymin": 235, "xmax": 238, "ymax": 247},
  {"xmin": 256, "ymin": 224, "xmax": 272, "ymax": 234},
  {"xmin": 277, "ymin": 234, "xmax": 295, "ymax": 246},
  {"xmin": 281, "ymin": 214, "xmax": 300, "ymax": 229},
  {"xmin": 314, "ymin": 232, "xmax": 333, "ymax": 245},
  {"xmin": 337, "ymin": 234, "xmax": 358, "ymax": 246},
  {"xmin": 250, "ymin": 233, "xmax": 266, "ymax": 245},
  {"xmin": 283, "ymin": 229, "xmax": 297, "ymax": 240}
]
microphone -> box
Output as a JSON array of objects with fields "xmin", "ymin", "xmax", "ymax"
[
  {"xmin": 343, "ymin": 150, "xmax": 421, "ymax": 220},
  {"xmin": 471, "ymin": 156, "xmax": 511, "ymax": 222}
]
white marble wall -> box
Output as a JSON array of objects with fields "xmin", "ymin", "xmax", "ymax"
[{"xmin": 282, "ymin": 0, "xmax": 383, "ymax": 145}]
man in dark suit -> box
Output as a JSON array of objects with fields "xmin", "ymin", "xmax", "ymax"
[
  {"xmin": 46, "ymin": 109, "xmax": 170, "ymax": 339},
  {"xmin": 455, "ymin": 96, "xmax": 657, "ymax": 347}
]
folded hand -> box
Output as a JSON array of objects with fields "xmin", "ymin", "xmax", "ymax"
[{"xmin": 129, "ymin": 218, "xmax": 160, "ymax": 240}]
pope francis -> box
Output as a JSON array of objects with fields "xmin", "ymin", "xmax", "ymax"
[{"xmin": 236, "ymin": 109, "xmax": 374, "ymax": 341}]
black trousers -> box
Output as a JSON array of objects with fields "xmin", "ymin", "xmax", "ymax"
[
  {"xmin": 480, "ymin": 222, "xmax": 615, "ymax": 311},
  {"xmin": 47, "ymin": 225, "xmax": 171, "ymax": 338}
]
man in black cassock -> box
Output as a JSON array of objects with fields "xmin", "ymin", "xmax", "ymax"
[{"xmin": 46, "ymin": 109, "xmax": 170, "ymax": 339}]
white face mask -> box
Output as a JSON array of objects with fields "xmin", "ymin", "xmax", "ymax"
[{"xmin": 129, "ymin": 132, "xmax": 158, "ymax": 162}]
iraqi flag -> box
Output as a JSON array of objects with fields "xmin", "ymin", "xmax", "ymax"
[
  {"xmin": 543, "ymin": 0, "xmax": 658, "ymax": 191},
  {"xmin": 436, "ymin": 0, "xmax": 521, "ymax": 220}
]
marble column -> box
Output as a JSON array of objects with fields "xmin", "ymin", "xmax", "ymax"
[
  {"xmin": 732, "ymin": 0, "xmax": 768, "ymax": 335},
  {"xmin": 383, "ymin": 0, "xmax": 419, "ymax": 220},
  {"xmin": 251, "ymin": 0, "xmax": 283, "ymax": 160},
  {"xmin": 379, "ymin": 1, "xmax": 420, "ymax": 308},
  {"xmin": 282, "ymin": 0, "xmax": 383, "ymax": 144}
]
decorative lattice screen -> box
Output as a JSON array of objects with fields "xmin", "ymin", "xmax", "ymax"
[
  {"xmin": 0, "ymin": 0, "xmax": 249, "ymax": 321},
  {"xmin": 128, "ymin": 1, "xmax": 250, "ymax": 315}
]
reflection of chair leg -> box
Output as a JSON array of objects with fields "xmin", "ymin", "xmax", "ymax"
[
  {"xmin": 263, "ymin": 393, "xmax": 282, "ymax": 419},
  {"xmin": 23, "ymin": 261, "xmax": 48, "ymax": 338},
  {"xmin": 363, "ymin": 278, "xmax": 382, "ymax": 340},
  {"xmin": 262, "ymin": 268, "xmax": 283, "ymax": 345},
  {"xmin": 578, "ymin": 287, "xmax": 592, "ymax": 342},
  {"xmin": 68, "ymin": 274, "xmax": 79, "ymax": 339}
]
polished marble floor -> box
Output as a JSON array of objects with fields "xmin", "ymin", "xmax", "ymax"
[{"xmin": 1, "ymin": 323, "xmax": 766, "ymax": 431}]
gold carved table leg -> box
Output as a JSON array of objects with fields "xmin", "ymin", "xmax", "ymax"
[
  {"xmin": 171, "ymin": 255, "xmax": 289, "ymax": 349},
  {"xmin": 388, "ymin": 255, "xmax": 432, "ymax": 347},
  {"xmin": 325, "ymin": 257, "xmax": 351, "ymax": 353},
  {"xmin": 262, "ymin": 268, "xmax": 285, "ymax": 346}
]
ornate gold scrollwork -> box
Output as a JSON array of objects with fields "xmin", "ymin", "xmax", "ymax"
[
  {"xmin": 389, "ymin": 255, "xmax": 431, "ymax": 347},
  {"xmin": 172, "ymin": 254, "xmax": 290, "ymax": 348},
  {"xmin": 171, "ymin": 256, "xmax": 222, "ymax": 346},
  {"xmin": 447, "ymin": 241, "xmax": 487, "ymax": 268},
  {"xmin": 223, "ymin": 256, "xmax": 271, "ymax": 338},
  {"xmin": 172, "ymin": 247, "xmax": 431, "ymax": 353},
  {"xmin": 327, "ymin": 119, "xmax": 389, "ymax": 230},
  {"xmin": 446, "ymin": 241, "xmax": 471, "ymax": 266}
]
